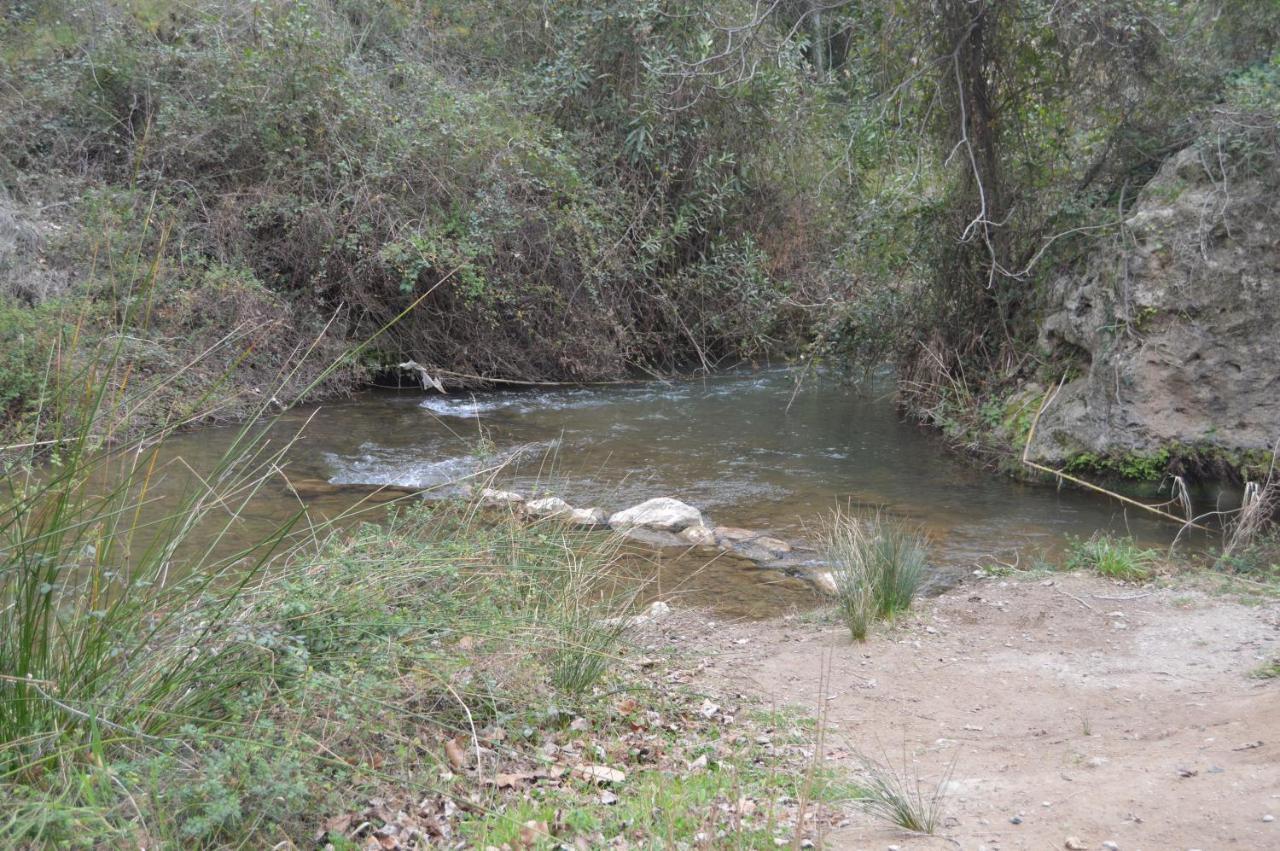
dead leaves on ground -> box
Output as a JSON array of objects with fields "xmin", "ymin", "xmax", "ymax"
[{"xmin": 317, "ymin": 664, "xmax": 839, "ymax": 849}]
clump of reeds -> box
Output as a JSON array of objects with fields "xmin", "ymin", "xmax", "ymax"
[
  {"xmin": 820, "ymin": 510, "xmax": 929, "ymax": 641},
  {"xmin": 1222, "ymin": 449, "xmax": 1279, "ymax": 560}
]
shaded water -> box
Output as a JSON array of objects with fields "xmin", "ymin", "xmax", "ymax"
[{"xmin": 144, "ymin": 369, "xmax": 1218, "ymax": 616}]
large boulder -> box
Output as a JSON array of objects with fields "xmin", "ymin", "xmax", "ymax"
[
  {"xmin": 608, "ymin": 497, "xmax": 705, "ymax": 532},
  {"xmin": 1028, "ymin": 138, "xmax": 1280, "ymax": 474}
]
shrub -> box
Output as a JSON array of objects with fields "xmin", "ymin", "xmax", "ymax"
[{"xmin": 821, "ymin": 510, "xmax": 929, "ymax": 641}]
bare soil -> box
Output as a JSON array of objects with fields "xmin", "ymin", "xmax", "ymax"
[{"xmin": 659, "ymin": 572, "xmax": 1280, "ymax": 850}]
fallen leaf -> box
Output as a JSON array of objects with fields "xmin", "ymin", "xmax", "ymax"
[
  {"xmin": 518, "ymin": 819, "xmax": 550, "ymax": 848},
  {"xmin": 572, "ymin": 764, "xmax": 626, "ymax": 785},
  {"xmin": 616, "ymin": 698, "xmax": 638, "ymax": 714},
  {"xmin": 600, "ymin": 790, "xmax": 618, "ymax": 805},
  {"xmin": 492, "ymin": 772, "xmax": 535, "ymax": 789},
  {"xmin": 319, "ymin": 813, "xmax": 352, "ymax": 838},
  {"xmin": 444, "ymin": 737, "xmax": 467, "ymax": 770}
]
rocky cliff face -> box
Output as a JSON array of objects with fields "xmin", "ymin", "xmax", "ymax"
[{"xmin": 1028, "ymin": 138, "xmax": 1280, "ymax": 476}]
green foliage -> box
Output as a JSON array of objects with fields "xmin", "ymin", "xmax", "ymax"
[
  {"xmin": 0, "ymin": 300, "xmax": 61, "ymax": 423},
  {"xmin": 1064, "ymin": 535, "xmax": 1160, "ymax": 581},
  {"xmin": 132, "ymin": 725, "xmax": 310, "ymax": 844},
  {"xmin": 1064, "ymin": 448, "xmax": 1171, "ymax": 482},
  {"xmin": 0, "ymin": 0, "xmax": 842, "ymax": 403}
]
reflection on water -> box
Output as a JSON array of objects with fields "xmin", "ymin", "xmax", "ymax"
[{"xmin": 140, "ymin": 368, "xmax": 1222, "ymax": 616}]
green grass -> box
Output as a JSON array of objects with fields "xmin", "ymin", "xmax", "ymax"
[
  {"xmin": 820, "ymin": 510, "xmax": 930, "ymax": 641},
  {"xmin": 1064, "ymin": 535, "xmax": 1160, "ymax": 581}
]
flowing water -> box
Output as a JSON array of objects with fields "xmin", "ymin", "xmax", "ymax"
[{"xmin": 141, "ymin": 368, "xmax": 1222, "ymax": 617}]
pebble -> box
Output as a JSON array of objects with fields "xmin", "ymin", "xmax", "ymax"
[
  {"xmin": 1010, "ymin": 815, "xmax": 1023, "ymax": 825},
  {"xmin": 1265, "ymin": 814, "xmax": 1275, "ymax": 823},
  {"xmin": 1102, "ymin": 842, "xmax": 1120, "ymax": 850}
]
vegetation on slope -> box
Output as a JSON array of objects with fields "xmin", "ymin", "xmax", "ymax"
[{"xmin": 1, "ymin": 0, "xmax": 858, "ymax": 442}]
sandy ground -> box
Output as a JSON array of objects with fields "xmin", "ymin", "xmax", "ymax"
[{"xmin": 658, "ymin": 572, "xmax": 1280, "ymax": 851}]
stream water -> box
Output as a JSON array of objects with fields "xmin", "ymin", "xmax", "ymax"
[{"xmin": 145, "ymin": 368, "xmax": 1221, "ymax": 617}]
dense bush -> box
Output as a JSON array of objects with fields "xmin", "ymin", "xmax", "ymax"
[{"xmin": 0, "ymin": 0, "xmax": 843, "ymax": 427}]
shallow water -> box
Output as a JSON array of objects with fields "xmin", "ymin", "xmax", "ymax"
[{"xmin": 144, "ymin": 369, "xmax": 1222, "ymax": 617}]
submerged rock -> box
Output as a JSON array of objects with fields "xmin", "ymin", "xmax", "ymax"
[
  {"xmin": 621, "ymin": 527, "xmax": 688, "ymax": 549},
  {"xmin": 712, "ymin": 526, "xmax": 757, "ymax": 545},
  {"xmin": 711, "ymin": 527, "xmax": 794, "ymax": 562},
  {"xmin": 609, "ymin": 497, "xmax": 705, "ymax": 532}
]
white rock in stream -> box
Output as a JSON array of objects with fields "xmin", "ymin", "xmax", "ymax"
[
  {"xmin": 525, "ymin": 496, "xmax": 572, "ymax": 518},
  {"xmin": 810, "ymin": 570, "xmax": 838, "ymax": 596},
  {"xmin": 609, "ymin": 497, "xmax": 705, "ymax": 532},
  {"xmin": 478, "ymin": 488, "xmax": 524, "ymax": 507},
  {"xmin": 680, "ymin": 524, "xmax": 718, "ymax": 547},
  {"xmin": 568, "ymin": 506, "xmax": 608, "ymax": 527}
]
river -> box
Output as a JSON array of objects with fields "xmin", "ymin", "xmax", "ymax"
[{"xmin": 142, "ymin": 368, "xmax": 1219, "ymax": 616}]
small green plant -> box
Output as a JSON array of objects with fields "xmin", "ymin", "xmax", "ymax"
[
  {"xmin": 852, "ymin": 751, "xmax": 953, "ymax": 834},
  {"xmin": 821, "ymin": 510, "xmax": 930, "ymax": 641},
  {"xmin": 1064, "ymin": 535, "xmax": 1160, "ymax": 581},
  {"xmin": 1251, "ymin": 658, "xmax": 1280, "ymax": 679}
]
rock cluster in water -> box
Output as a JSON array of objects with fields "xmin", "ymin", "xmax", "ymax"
[{"xmin": 477, "ymin": 489, "xmax": 826, "ymax": 591}]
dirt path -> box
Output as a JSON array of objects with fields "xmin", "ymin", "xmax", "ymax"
[{"xmin": 667, "ymin": 572, "xmax": 1280, "ymax": 850}]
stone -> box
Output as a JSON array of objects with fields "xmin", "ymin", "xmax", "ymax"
[
  {"xmin": 609, "ymin": 497, "xmax": 705, "ymax": 532},
  {"xmin": 598, "ymin": 600, "xmax": 671, "ymax": 630},
  {"xmin": 525, "ymin": 496, "xmax": 572, "ymax": 518},
  {"xmin": 1265, "ymin": 814, "xmax": 1276, "ymax": 823},
  {"xmin": 679, "ymin": 524, "xmax": 718, "ymax": 547},
  {"xmin": 622, "ymin": 527, "xmax": 687, "ymax": 549},
  {"xmin": 1029, "ymin": 138, "xmax": 1280, "ymax": 475},
  {"xmin": 810, "ymin": 571, "xmax": 839, "ymax": 595},
  {"xmin": 713, "ymin": 526, "xmax": 758, "ymax": 544},
  {"xmin": 1102, "ymin": 842, "xmax": 1120, "ymax": 850},
  {"xmin": 478, "ymin": 488, "xmax": 524, "ymax": 506},
  {"xmin": 1064, "ymin": 839, "xmax": 1087, "ymax": 851},
  {"xmin": 568, "ymin": 506, "xmax": 608, "ymax": 527},
  {"xmin": 730, "ymin": 535, "xmax": 793, "ymax": 563}
]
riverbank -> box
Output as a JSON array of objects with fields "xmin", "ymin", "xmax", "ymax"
[
  {"xmin": 0, "ymin": 500, "xmax": 846, "ymax": 848},
  {"xmin": 676, "ymin": 569, "xmax": 1280, "ymax": 850}
]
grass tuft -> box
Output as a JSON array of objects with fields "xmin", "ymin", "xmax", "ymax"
[
  {"xmin": 852, "ymin": 750, "xmax": 953, "ymax": 834},
  {"xmin": 1064, "ymin": 535, "xmax": 1160, "ymax": 581},
  {"xmin": 820, "ymin": 510, "xmax": 929, "ymax": 641}
]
